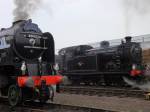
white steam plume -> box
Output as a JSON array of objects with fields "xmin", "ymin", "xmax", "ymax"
[
  {"xmin": 13, "ymin": 0, "xmax": 42, "ymax": 21},
  {"xmin": 123, "ymin": 0, "xmax": 150, "ymax": 35},
  {"xmin": 123, "ymin": 77, "xmax": 150, "ymax": 92}
]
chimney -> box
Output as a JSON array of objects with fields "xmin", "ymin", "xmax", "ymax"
[
  {"xmin": 12, "ymin": 20, "xmax": 25, "ymax": 26},
  {"xmin": 125, "ymin": 36, "xmax": 132, "ymax": 43},
  {"xmin": 100, "ymin": 41, "xmax": 110, "ymax": 48}
]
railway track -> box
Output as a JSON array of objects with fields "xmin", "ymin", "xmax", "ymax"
[
  {"xmin": 60, "ymin": 86, "xmax": 146, "ymax": 98},
  {"xmin": 0, "ymin": 98, "xmax": 116, "ymax": 112}
]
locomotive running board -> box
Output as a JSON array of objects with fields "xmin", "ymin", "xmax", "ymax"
[
  {"xmin": 24, "ymin": 46, "xmax": 48, "ymax": 49},
  {"xmin": 63, "ymin": 72, "xmax": 129, "ymax": 75}
]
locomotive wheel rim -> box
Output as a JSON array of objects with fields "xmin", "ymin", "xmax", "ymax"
[{"xmin": 8, "ymin": 85, "xmax": 21, "ymax": 106}]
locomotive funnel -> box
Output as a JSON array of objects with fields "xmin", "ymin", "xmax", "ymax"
[
  {"xmin": 100, "ymin": 41, "xmax": 110, "ymax": 48},
  {"xmin": 125, "ymin": 36, "xmax": 132, "ymax": 43},
  {"xmin": 13, "ymin": 19, "xmax": 32, "ymax": 26},
  {"xmin": 13, "ymin": 20, "xmax": 25, "ymax": 26}
]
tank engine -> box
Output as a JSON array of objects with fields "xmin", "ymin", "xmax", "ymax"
[
  {"xmin": 58, "ymin": 36, "xmax": 143, "ymax": 86},
  {"xmin": 0, "ymin": 19, "xmax": 62, "ymax": 106}
]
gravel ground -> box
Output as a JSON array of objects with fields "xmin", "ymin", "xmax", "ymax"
[{"xmin": 52, "ymin": 93, "xmax": 150, "ymax": 112}]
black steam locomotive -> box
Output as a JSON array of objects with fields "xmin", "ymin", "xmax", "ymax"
[
  {"xmin": 57, "ymin": 37, "xmax": 144, "ymax": 86},
  {"xmin": 0, "ymin": 19, "xmax": 62, "ymax": 106}
]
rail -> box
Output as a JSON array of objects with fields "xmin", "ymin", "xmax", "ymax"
[{"xmin": 60, "ymin": 86, "xmax": 146, "ymax": 98}]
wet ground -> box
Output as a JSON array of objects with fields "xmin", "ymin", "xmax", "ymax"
[
  {"xmin": 52, "ymin": 93, "xmax": 150, "ymax": 112},
  {"xmin": 0, "ymin": 105, "xmax": 100, "ymax": 112},
  {"xmin": 0, "ymin": 100, "xmax": 113, "ymax": 112},
  {"xmin": 0, "ymin": 93, "xmax": 150, "ymax": 112}
]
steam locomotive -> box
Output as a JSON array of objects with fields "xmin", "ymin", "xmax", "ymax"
[
  {"xmin": 57, "ymin": 37, "xmax": 144, "ymax": 86},
  {"xmin": 0, "ymin": 19, "xmax": 63, "ymax": 106}
]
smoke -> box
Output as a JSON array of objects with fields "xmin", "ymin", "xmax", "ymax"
[
  {"xmin": 123, "ymin": 77, "xmax": 150, "ymax": 91},
  {"xmin": 13, "ymin": 0, "xmax": 42, "ymax": 21},
  {"xmin": 123, "ymin": 0, "xmax": 150, "ymax": 35},
  {"xmin": 61, "ymin": 76, "xmax": 72, "ymax": 85},
  {"xmin": 124, "ymin": 0, "xmax": 150, "ymax": 14},
  {"xmin": 25, "ymin": 77, "xmax": 34, "ymax": 87}
]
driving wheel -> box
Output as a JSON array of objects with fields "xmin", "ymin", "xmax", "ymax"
[{"xmin": 8, "ymin": 85, "xmax": 22, "ymax": 106}]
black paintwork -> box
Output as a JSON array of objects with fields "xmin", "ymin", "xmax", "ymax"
[
  {"xmin": 0, "ymin": 19, "xmax": 55, "ymax": 91},
  {"xmin": 57, "ymin": 37, "xmax": 143, "ymax": 85}
]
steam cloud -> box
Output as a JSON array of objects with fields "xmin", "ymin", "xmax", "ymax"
[
  {"xmin": 61, "ymin": 76, "xmax": 72, "ymax": 85},
  {"xmin": 123, "ymin": 0, "xmax": 150, "ymax": 35},
  {"xmin": 123, "ymin": 77, "xmax": 150, "ymax": 92},
  {"xmin": 13, "ymin": 0, "xmax": 42, "ymax": 21},
  {"xmin": 25, "ymin": 77, "xmax": 34, "ymax": 87},
  {"xmin": 124, "ymin": 0, "xmax": 150, "ymax": 14}
]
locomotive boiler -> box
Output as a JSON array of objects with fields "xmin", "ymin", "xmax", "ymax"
[
  {"xmin": 0, "ymin": 19, "xmax": 62, "ymax": 106},
  {"xmin": 58, "ymin": 36, "xmax": 144, "ymax": 86}
]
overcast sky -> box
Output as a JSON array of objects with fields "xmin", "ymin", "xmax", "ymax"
[{"xmin": 0, "ymin": 0, "xmax": 150, "ymax": 50}]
